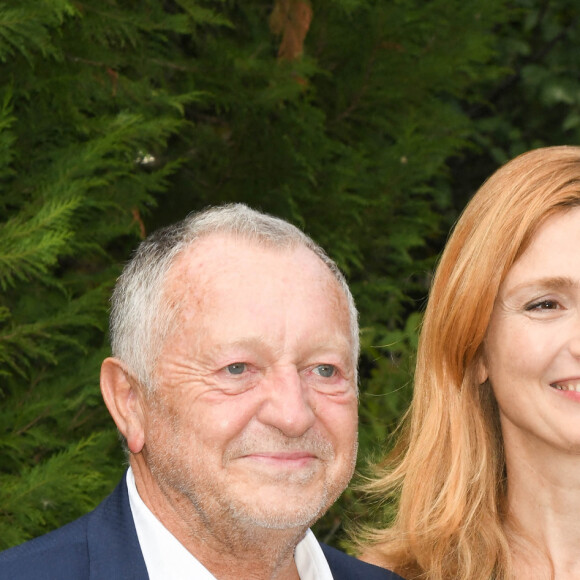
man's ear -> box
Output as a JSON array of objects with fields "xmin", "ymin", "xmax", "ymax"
[{"xmin": 100, "ymin": 357, "xmax": 146, "ymax": 454}]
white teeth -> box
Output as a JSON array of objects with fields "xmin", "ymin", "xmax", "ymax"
[{"xmin": 552, "ymin": 383, "xmax": 580, "ymax": 392}]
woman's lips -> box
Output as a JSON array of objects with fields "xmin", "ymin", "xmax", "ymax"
[
  {"xmin": 550, "ymin": 379, "xmax": 580, "ymax": 400},
  {"xmin": 550, "ymin": 380, "xmax": 580, "ymax": 392}
]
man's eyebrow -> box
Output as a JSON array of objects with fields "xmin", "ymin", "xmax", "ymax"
[
  {"xmin": 212, "ymin": 336, "xmax": 354, "ymax": 359},
  {"xmin": 310, "ymin": 340, "xmax": 354, "ymax": 356},
  {"xmin": 212, "ymin": 337, "xmax": 269, "ymax": 353}
]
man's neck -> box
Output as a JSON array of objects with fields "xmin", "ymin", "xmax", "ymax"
[{"xmin": 187, "ymin": 533, "xmax": 302, "ymax": 580}]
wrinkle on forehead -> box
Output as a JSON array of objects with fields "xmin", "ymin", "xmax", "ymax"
[{"xmin": 162, "ymin": 234, "xmax": 351, "ymax": 340}]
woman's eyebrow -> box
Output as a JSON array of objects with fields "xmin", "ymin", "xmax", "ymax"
[{"xmin": 509, "ymin": 276, "xmax": 578, "ymax": 294}]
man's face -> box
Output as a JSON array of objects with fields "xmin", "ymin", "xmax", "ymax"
[{"xmin": 139, "ymin": 234, "xmax": 358, "ymax": 532}]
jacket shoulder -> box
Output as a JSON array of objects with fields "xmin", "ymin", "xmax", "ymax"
[
  {"xmin": 0, "ymin": 513, "xmax": 91, "ymax": 579},
  {"xmin": 0, "ymin": 475, "xmax": 147, "ymax": 580},
  {"xmin": 320, "ymin": 543, "xmax": 405, "ymax": 580}
]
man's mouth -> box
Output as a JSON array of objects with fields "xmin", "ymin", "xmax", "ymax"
[{"xmin": 243, "ymin": 451, "xmax": 318, "ymax": 462}]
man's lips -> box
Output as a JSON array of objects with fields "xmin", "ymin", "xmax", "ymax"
[
  {"xmin": 224, "ymin": 433, "xmax": 335, "ymax": 466},
  {"xmin": 239, "ymin": 451, "xmax": 318, "ymax": 467}
]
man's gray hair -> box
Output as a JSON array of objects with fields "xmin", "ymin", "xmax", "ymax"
[{"xmin": 110, "ymin": 203, "xmax": 359, "ymax": 390}]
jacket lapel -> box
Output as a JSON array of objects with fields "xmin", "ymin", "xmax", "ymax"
[{"xmin": 87, "ymin": 475, "xmax": 149, "ymax": 579}]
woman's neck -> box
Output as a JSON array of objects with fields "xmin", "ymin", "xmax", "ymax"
[{"xmin": 503, "ymin": 429, "xmax": 580, "ymax": 579}]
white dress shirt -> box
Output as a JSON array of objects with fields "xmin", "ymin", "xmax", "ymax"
[{"xmin": 126, "ymin": 468, "xmax": 334, "ymax": 579}]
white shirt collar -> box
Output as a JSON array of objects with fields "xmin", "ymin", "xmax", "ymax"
[{"xmin": 126, "ymin": 468, "xmax": 334, "ymax": 580}]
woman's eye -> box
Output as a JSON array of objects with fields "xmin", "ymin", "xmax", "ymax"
[
  {"xmin": 313, "ymin": 364, "xmax": 336, "ymax": 378},
  {"xmin": 525, "ymin": 299, "xmax": 559, "ymax": 311},
  {"xmin": 225, "ymin": 363, "xmax": 246, "ymax": 375}
]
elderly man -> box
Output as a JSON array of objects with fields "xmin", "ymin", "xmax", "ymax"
[{"xmin": 0, "ymin": 205, "xmax": 401, "ymax": 579}]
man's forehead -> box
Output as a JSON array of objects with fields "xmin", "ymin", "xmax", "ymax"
[
  {"xmin": 160, "ymin": 233, "xmax": 351, "ymax": 336},
  {"xmin": 166, "ymin": 233, "xmax": 333, "ymax": 289}
]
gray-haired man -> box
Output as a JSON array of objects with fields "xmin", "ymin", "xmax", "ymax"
[{"xmin": 0, "ymin": 204, "xmax": 402, "ymax": 580}]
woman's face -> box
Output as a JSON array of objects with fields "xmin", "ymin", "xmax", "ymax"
[{"xmin": 483, "ymin": 206, "xmax": 580, "ymax": 457}]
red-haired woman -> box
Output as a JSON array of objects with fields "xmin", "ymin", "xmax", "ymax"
[{"xmin": 359, "ymin": 146, "xmax": 580, "ymax": 579}]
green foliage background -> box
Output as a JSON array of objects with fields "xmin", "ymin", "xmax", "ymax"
[{"xmin": 1, "ymin": 0, "xmax": 580, "ymax": 551}]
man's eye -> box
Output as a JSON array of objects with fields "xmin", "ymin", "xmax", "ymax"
[
  {"xmin": 225, "ymin": 363, "xmax": 246, "ymax": 375},
  {"xmin": 313, "ymin": 364, "xmax": 336, "ymax": 378}
]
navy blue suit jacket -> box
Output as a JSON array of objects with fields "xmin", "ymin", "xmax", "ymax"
[{"xmin": 0, "ymin": 476, "xmax": 403, "ymax": 579}]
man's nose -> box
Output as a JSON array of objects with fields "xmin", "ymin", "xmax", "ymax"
[{"xmin": 256, "ymin": 368, "xmax": 316, "ymax": 437}]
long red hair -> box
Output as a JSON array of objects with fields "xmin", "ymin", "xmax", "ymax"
[{"xmin": 359, "ymin": 146, "xmax": 580, "ymax": 579}]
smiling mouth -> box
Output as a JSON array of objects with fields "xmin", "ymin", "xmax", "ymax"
[
  {"xmin": 551, "ymin": 382, "xmax": 580, "ymax": 392},
  {"xmin": 244, "ymin": 452, "xmax": 318, "ymax": 461}
]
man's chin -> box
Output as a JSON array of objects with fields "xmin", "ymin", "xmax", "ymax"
[
  {"xmin": 221, "ymin": 480, "xmax": 330, "ymax": 531},
  {"xmin": 230, "ymin": 455, "xmax": 323, "ymax": 483},
  {"xmin": 229, "ymin": 499, "xmax": 327, "ymax": 531}
]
